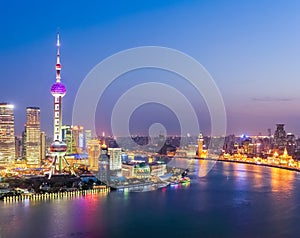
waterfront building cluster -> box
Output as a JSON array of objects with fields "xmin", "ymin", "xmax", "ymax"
[
  {"xmin": 218, "ymin": 124, "xmax": 300, "ymax": 170},
  {"xmin": 221, "ymin": 124, "xmax": 299, "ymax": 159},
  {"xmin": 0, "ymin": 34, "xmax": 178, "ymax": 196}
]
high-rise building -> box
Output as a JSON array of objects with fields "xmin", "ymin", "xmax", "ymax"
[
  {"xmin": 15, "ymin": 136, "xmax": 22, "ymax": 160},
  {"xmin": 87, "ymin": 139, "xmax": 101, "ymax": 171},
  {"xmin": 25, "ymin": 107, "xmax": 41, "ymax": 166},
  {"xmin": 286, "ymin": 133, "xmax": 296, "ymax": 156},
  {"xmin": 62, "ymin": 125, "xmax": 77, "ymax": 154},
  {"xmin": 274, "ymin": 124, "xmax": 286, "ymax": 151},
  {"xmin": 0, "ymin": 103, "xmax": 16, "ymax": 165},
  {"xmin": 61, "ymin": 125, "xmax": 84, "ymax": 154},
  {"xmin": 72, "ymin": 125, "xmax": 84, "ymax": 153},
  {"xmin": 21, "ymin": 128, "xmax": 26, "ymax": 159},
  {"xmin": 98, "ymin": 143, "xmax": 110, "ymax": 184},
  {"xmin": 40, "ymin": 131, "xmax": 46, "ymax": 162},
  {"xmin": 85, "ymin": 129, "xmax": 92, "ymax": 150},
  {"xmin": 108, "ymin": 147, "xmax": 122, "ymax": 173}
]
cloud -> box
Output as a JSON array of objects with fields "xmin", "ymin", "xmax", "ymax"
[{"xmin": 251, "ymin": 96, "xmax": 294, "ymax": 102}]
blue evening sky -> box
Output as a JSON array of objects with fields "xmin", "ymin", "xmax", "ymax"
[{"xmin": 0, "ymin": 0, "xmax": 300, "ymax": 137}]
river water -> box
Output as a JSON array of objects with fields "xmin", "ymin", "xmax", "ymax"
[{"xmin": 1, "ymin": 160, "xmax": 300, "ymax": 238}]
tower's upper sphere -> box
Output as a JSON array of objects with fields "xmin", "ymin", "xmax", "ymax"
[{"xmin": 50, "ymin": 82, "xmax": 66, "ymax": 96}]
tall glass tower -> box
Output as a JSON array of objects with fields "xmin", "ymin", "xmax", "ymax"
[
  {"xmin": 25, "ymin": 107, "xmax": 41, "ymax": 166},
  {"xmin": 274, "ymin": 124, "xmax": 286, "ymax": 151},
  {"xmin": 0, "ymin": 103, "xmax": 15, "ymax": 165}
]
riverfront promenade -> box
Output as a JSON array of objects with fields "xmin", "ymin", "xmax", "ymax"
[{"xmin": 2, "ymin": 187, "xmax": 110, "ymax": 203}]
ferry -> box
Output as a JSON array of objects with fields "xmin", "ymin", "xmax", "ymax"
[{"xmin": 179, "ymin": 177, "xmax": 191, "ymax": 184}]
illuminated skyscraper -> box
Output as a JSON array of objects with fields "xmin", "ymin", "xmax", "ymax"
[
  {"xmin": 286, "ymin": 133, "xmax": 296, "ymax": 156},
  {"xmin": 21, "ymin": 128, "xmax": 26, "ymax": 159},
  {"xmin": 0, "ymin": 103, "xmax": 16, "ymax": 165},
  {"xmin": 62, "ymin": 125, "xmax": 77, "ymax": 154},
  {"xmin": 87, "ymin": 139, "xmax": 101, "ymax": 171},
  {"xmin": 85, "ymin": 129, "xmax": 92, "ymax": 150},
  {"xmin": 40, "ymin": 131, "xmax": 46, "ymax": 161},
  {"xmin": 98, "ymin": 142, "xmax": 110, "ymax": 184},
  {"xmin": 108, "ymin": 147, "xmax": 122, "ymax": 172},
  {"xmin": 25, "ymin": 107, "xmax": 41, "ymax": 166},
  {"xmin": 15, "ymin": 136, "xmax": 22, "ymax": 160},
  {"xmin": 72, "ymin": 125, "xmax": 84, "ymax": 153},
  {"xmin": 274, "ymin": 124, "xmax": 286, "ymax": 151},
  {"xmin": 61, "ymin": 125, "xmax": 84, "ymax": 154}
]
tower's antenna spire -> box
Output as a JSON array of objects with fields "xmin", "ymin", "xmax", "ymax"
[{"xmin": 56, "ymin": 32, "xmax": 61, "ymax": 82}]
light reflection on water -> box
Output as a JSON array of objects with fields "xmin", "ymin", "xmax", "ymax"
[{"xmin": 1, "ymin": 161, "xmax": 300, "ymax": 237}]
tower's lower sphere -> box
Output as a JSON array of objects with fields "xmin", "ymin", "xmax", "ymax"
[{"xmin": 50, "ymin": 140, "xmax": 67, "ymax": 153}]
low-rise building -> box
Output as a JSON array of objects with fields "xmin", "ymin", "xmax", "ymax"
[
  {"xmin": 149, "ymin": 162, "xmax": 167, "ymax": 177},
  {"xmin": 122, "ymin": 162, "xmax": 151, "ymax": 179}
]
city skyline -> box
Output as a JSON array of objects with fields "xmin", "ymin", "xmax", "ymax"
[
  {"xmin": 1, "ymin": 1, "xmax": 300, "ymax": 136},
  {"xmin": 1, "ymin": 2, "xmax": 300, "ymax": 236}
]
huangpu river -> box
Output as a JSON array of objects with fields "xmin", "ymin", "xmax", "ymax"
[{"xmin": 1, "ymin": 160, "xmax": 300, "ymax": 238}]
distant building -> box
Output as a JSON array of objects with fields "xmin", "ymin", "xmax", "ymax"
[
  {"xmin": 0, "ymin": 103, "xmax": 16, "ymax": 165},
  {"xmin": 121, "ymin": 163, "xmax": 135, "ymax": 178},
  {"xmin": 25, "ymin": 107, "xmax": 41, "ymax": 166},
  {"xmin": 72, "ymin": 125, "xmax": 84, "ymax": 153},
  {"xmin": 85, "ymin": 130, "xmax": 92, "ymax": 150},
  {"xmin": 149, "ymin": 162, "xmax": 167, "ymax": 177},
  {"xmin": 197, "ymin": 133, "xmax": 204, "ymax": 157},
  {"xmin": 133, "ymin": 163, "xmax": 151, "ymax": 179},
  {"xmin": 197, "ymin": 133, "xmax": 207, "ymax": 158},
  {"xmin": 15, "ymin": 136, "xmax": 22, "ymax": 160},
  {"xmin": 121, "ymin": 162, "xmax": 151, "ymax": 179},
  {"xmin": 62, "ymin": 125, "xmax": 77, "ymax": 154},
  {"xmin": 267, "ymin": 128, "xmax": 272, "ymax": 137},
  {"xmin": 108, "ymin": 148, "xmax": 122, "ymax": 173},
  {"xmin": 241, "ymin": 135, "xmax": 252, "ymax": 154},
  {"xmin": 62, "ymin": 125, "xmax": 91, "ymax": 154},
  {"xmin": 187, "ymin": 144, "xmax": 197, "ymax": 157},
  {"xmin": 121, "ymin": 153, "xmax": 129, "ymax": 163},
  {"xmin": 97, "ymin": 143, "xmax": 110, "ymax": 184},
  {"xmin": 223, "ymin": 134, "xmax": 236, "ymax": 154},
  {"xmin": 65, "ymin": 153, "xmax": 88, "ymax": 169},
  {"xmin": 274, "ymin": 124, "xmax": 287, "ymax": 151},
  {"xmin": 21, "ymin": 128, "xmax": 26, "ymax": 159},
  {"xmin": 286, "ymin": 133, "xmax": 296, "ymax": 156}
]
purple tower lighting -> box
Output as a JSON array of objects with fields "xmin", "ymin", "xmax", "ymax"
[
  {"xmin": 50, "ymin": 33, "xmax": 66, "ymax": 142},
  {"xmin": 48, "ymin": 33, "xmax": 76, "ymax": 178}
]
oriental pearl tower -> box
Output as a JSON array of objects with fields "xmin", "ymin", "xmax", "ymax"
[{"xmin": 49, "ymin": 33, "xmax": 73, "ymax": 178}]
